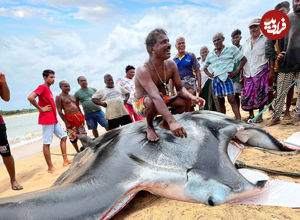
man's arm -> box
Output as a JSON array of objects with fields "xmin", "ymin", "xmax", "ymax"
[
  {"xmin": 169, "ymin": 79, "xmax": 176, "ymax": 96},
  {"xmin": 191, "ymin": 53, "xmax": 202, "ymax": 95},
  {"xmin": 203, "ymin": 68, "xmax": 214, "ymax": 78},
  {"xmin": 119, "ymin": 87, "xmax": 130, "ymax": 104},
  {"xmin": 265, "ymin": 39, "xmax": 277, "ymax": 61},
  {"xmin": 55, "ymin": 95, "xmax": 71, "ymax": 128},
  {"xmin": 91, "ymin": 90, "xmax": 107, "ymax": 107},
  {"xmin": 137, "ymin": 66, "xmax": 176, "ymax": 125},
  {"xmin": 91, "ymin": 98, "xmax": 107, "ymax": 107},
  {"xmin": 0, "ymin": 73, "xmax": 10, "ymax": 101},
  {"xmin": 124, "ymin": 93, "xmax": 130, "ymax": 104},
  {"xmin": 171, "ymin": 62, "xmax": 205, "ymax": 108},
  {"xmin": 194, "ymin": 68, "xmax": 202, "ymax": 95},
  {"xmin": 27, "ymin": 92, "xmax": 52, "ymax": 112},
  {"xmin": 229, "ymin": 56, "xmax": 247, "ymax": 78},
  {"xmin": 73, "ymin": 95, "xmax": 83, "ymax": 114},
  {"xmin": 75, "ymin": 94, "xmax": 82, "ymax": 112}
]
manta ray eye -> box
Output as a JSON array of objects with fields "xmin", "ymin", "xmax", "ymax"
[{"xmin": 208, "ymin": 196, "xmax": 215, "ymax": 206}]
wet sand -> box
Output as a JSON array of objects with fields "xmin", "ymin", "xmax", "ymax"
[{"xmin": 0, "ymin": 107, "xmax": 299, "ymax": 219}]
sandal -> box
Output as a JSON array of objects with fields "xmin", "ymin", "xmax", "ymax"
[
  {"xmin": 266, "ymin": 119, "xmax": 280, "ymax": 127},
  {"xmin": 254, "ymin": 118, "xmax": 263, "ymax": 123},
  {"xmin": 12, "ymin": 184, "xmax": 23, "ymax": 191}
]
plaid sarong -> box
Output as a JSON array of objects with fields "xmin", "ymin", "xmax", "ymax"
[{"xmin": 212, "ymin": 76, "xmax": 234, "ymax": 98}]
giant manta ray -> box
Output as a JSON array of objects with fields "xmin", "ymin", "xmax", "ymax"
[{"xmin": 0, "ymin": 111, "xmax": 295, "ymax": 219}]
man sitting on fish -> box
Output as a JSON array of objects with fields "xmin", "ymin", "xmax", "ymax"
[{"xmin": 134, "ymin": 28, "xmax": 205, "ymax": 142}]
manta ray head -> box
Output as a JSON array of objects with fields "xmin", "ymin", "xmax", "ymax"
[{"xmin": 184, "ymin": 169, "xmax": 232, "ymax": 206}]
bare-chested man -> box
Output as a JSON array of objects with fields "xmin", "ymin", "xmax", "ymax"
[
  {"xmin": 56, "ymin": 80, "xmax": 87, "ymax": 152},
  {"xmin": 133, "ymin": 28, "xmax": 205, "ymax": 141}
]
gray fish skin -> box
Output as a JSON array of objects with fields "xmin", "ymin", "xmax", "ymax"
[{"xmin": 0, "ymin": 111, "xmax": 292, "ymax": 219}]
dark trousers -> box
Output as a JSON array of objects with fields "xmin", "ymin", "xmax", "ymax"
[
  {"xmin": 0, "ymin": 124, "xmax": 11, "ymax": 157},
  {"xmin": 108, "ymin": 115, "xmax": 132, "ymax": 130},
  {"xmin": 200, "ymin": 79, "xmax": 218, "ymax": 111}
]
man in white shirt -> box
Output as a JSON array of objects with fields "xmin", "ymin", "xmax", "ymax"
[
  {"xmin": 92, "ymin": 74, "xmax": 132, "ymax": 130},
  {"xmin": 241, "ymin": 18, "xmax": 270, "ymax": 123}
]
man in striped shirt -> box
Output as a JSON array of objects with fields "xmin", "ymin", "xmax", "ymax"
[{"xmin": 204, "ymin": 32, "xmax": 247, "ymax": 120}]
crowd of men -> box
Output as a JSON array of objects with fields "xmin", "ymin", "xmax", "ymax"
[{"xmin": 0, "ymin": 0, "xmax": 299, "ymax": 190}]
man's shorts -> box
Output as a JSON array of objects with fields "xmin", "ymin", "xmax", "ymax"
[
  {"xmin": 233, "ymin": 82, "xmax": 242, "ymax": 94},
  {"xmin": 232, "ymin": 75, "xmax": 241, "ymax": 94},
  {"xmin": 133, "ymin": 95, "xmax": 177, "ymax": 118},
  {"xmin": 0, "ymin": 124, "xmax": 11, "ymax": 157},
  {"xmin": 42, "ymin": 123, "xmax": 67, "ymax": 145},
  {"xmin": 133, "ymin": 97, "xmax": 146, "ymax": 118},
  {"xmin": 85, "ymin": 110, "xmax": 108, "ymax": 130},
  {"xmin": 108, "ymin": 115, "xmax": 132, "ymax": 130},
  {"xmin": 212, "ymin": 77, "xmax": 234, "ymax": 98},
  {"xmin": 66, "ymin": 124, "xmax": 87, "ymax": 143},
  {"xmin": 181, "ymin": 76, "xmax": 196, "ymax": 91}
]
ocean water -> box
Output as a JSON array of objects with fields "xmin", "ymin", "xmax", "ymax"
[{"xmin": 4, "ymin": 113, "xmax": 63, "ymax": 149}]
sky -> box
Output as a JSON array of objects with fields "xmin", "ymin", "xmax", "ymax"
[{"xmin": 0, "ymin": 0, "xmax": 291, "ymax": 110}]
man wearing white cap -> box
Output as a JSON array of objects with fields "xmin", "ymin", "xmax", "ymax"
[{"xmin": 241, "ymin": 18, "xmax": 269, "ymax": 123}]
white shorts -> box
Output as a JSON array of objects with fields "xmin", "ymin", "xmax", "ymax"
[{"xmin": 42, "ymin": 123, "xmax": 67, "ymax": 145}]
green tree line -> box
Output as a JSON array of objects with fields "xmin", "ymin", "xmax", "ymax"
[{"xmin": 1, "ymin": 108, "xmax": 38, "ymax": 116}]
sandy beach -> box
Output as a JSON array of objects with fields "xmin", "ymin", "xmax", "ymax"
[{"xmin": 0, "ymin": 106, "xmax": 300, "ymax": 219}]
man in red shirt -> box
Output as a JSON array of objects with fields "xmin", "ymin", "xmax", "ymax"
[
  {"xmin": 28, "ymin": 69, "xmax": 71, "ymax": 173},
  {"xmin": 0, "ymin": 72, "xmax": 23, "ymax": 190}
]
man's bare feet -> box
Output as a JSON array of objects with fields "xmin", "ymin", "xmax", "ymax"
[
  {"xmin": 146, "ymin": 127, "xmax": 159, "ymax": 142},
  {"xmin": 294, "ymin": 118, "xmax": 300, "ymax": 126},
  {"xmin": 243, "ymin": 115, "xmax": 254, "ymax": 122},
  {"xmin": 48, "ymin": 167, "xmax": 56, "ymax": 173},
  {"xmin": 158, "ymin": 120, "xmax": 170, "ymax": 130},
  {"xmin": 11, "ymin": 180, "xmax": 23, "ymax": 191},
  {"xmin": 283, "ymin": 112, "xmax": 292, "ymax": 120},
  {"xmin": 254, "ymin": 116, "xmax": 263, "ymax": 123},
  {"xmin": 63, "ymin": 160, "xmax": 72, "ymax": 167},
  {"xmin": 266, "ymin": 118, "xmax": 280, "ymax": 127}
]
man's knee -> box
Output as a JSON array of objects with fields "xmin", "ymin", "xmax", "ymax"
[
  {"xmin": 1, "ymin": 153, "xmax": 11, "ymax": 158},
  {"xmin": 61, "ymin": 136, "xmax": 67, "ymax": 142},
  {"xmin": 227, "ymin": 95, "xmax": 236, "ymax": 104},
  {"xmin": 218, "ymin": 97, "xmax": 225, "ymax": 105},
  {"xmin": 144, "ymin": 97, "xmax": 155, "ymax": 109},
  {"xmin": 178, "ymin": 98, "xmax": 189, "ymax": 108}
]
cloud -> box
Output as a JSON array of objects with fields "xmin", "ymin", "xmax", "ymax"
[
  {"xmin": 132, "ymin": 0, "xmax": 181, "ymax": 3},
  {"xmin": 0, "ymin": 0, "xmax": 288, "ymax": 110},
  {"xmin": 71, "ymin": 6, "xmax": 112, "ymax": 22},
  {"xmin": 0, "ymin": 0, "xmax": 18, "ymax": 4},
  {"xmin": 0, "ymin": 5, "xmax": 60, "ymax": 21},
  {"xmin": 0, "ymin": 2, "xmax": 115, "ymax": 24},
  {"xmin": 28, "ymin": 0, "xmax": 108, "ymax": 7}
]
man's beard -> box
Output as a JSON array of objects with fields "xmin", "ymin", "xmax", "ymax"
[{"xmin": 294, "ymin": 5, "xmax": 300, "ymax": 13}]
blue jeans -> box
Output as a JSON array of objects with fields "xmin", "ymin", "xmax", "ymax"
[{"xmin": 85, "ymin": 110, "xmax": 108, "ymax": 130}]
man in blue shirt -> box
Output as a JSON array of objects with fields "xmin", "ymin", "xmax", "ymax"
[{"xmin": 173, "ymin": 37, "xmax": 201, "ymax": 111}]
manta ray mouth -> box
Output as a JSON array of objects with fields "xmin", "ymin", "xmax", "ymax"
[{"xmin": 234, "ymin": 128, "xmax": 291, "ymax": 151}]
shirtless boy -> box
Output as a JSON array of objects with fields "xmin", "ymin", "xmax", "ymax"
[
  {"xmin": 56, "ymin": 80, "xmax": 87, "ymax": 152},
  {"xmin": 134, "ymin": 28, "xmax": 205, "ymax": 141}
]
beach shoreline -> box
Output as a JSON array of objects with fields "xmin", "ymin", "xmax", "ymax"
[
  {"xmin": 0, "ymin": 107, "xmax": 299, "ymax": 219},
  {"xmin": 0, "ymin": 136, "xmax": 59, "ymax": 167},
  {"xmin": 2, "ymin": 111, "xmax": 38, "ymax": 119}
]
